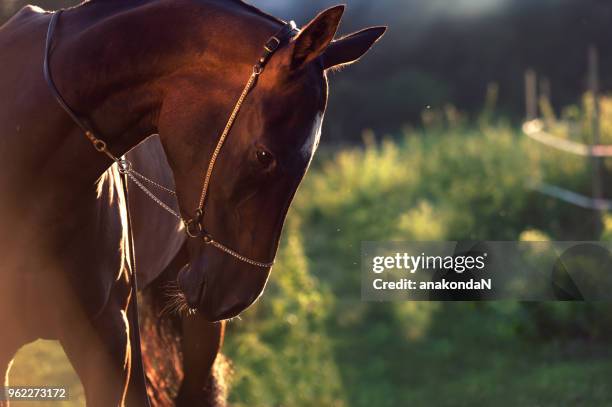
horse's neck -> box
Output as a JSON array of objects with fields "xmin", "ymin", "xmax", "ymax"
[
  {"xmin": 0, "ymin": 0, "xmax": 280, "ymax": 217},
  {"xmin": 45, "ymin": 0, "xmax": 280, "ymax": 183}
]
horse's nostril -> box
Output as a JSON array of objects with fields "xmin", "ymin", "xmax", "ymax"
[
  {"xmin": 177, "ymin": 264, "xmax": 189, "ymax": 291},
  {"xmin": 198, "ymin": 276, "xmax": 207, "ymax": 303},
  {"xmin": 177, "ymin": 263, "xmax": 204, "ymax": 308}
]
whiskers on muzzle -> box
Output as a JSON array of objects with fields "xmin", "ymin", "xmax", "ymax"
[{"xmin": 159, "ymin": 280, "xmax": 197, "ymax": 317}]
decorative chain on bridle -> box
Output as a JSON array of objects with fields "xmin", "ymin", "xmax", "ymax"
[{"xmin": 44, "ymin": 10, "xmax": 299, "ymax": 269}]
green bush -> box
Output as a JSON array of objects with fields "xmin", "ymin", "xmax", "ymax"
[{"xmin": 225, "ymin": 218, "xmax": 345, "ymax": 407}]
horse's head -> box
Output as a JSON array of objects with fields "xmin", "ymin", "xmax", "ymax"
[{"xmin": 158, "ymin": 5, "xmax": 385, "ymax": 321}]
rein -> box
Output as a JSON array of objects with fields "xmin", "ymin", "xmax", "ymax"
[{"xmin": 44, "ymin": 10, "xmax": 298, "ymax": 269}]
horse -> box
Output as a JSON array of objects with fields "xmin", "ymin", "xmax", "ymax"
[{"xmin": 0, "ymin": 0, "xmax": 385, "ymax": 405}]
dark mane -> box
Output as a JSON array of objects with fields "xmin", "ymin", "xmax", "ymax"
[
  {"xmin": 230, "ymin": 0, "xmax": 285, "ymax": 25},
  {"xmin": 78, "ymin": 0, "xmax": 284, "ymax": 25}
]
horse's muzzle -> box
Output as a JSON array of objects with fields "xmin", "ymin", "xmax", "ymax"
[{"xmin": 177, "ymin": 258, "xmax": 270, "ymax": 322}]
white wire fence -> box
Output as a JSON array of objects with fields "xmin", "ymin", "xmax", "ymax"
[{"xmin": 523, "ymin": 46, "xmax": 611, "ymax": 213}]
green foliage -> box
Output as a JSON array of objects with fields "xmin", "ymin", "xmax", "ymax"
[
  {"xmin": 225, "ymin": 218, "xmax": 345, "ymax": 407},
  {"xmin": 223, "ymin": 118, "xmax": 612, "ymax": 406}
]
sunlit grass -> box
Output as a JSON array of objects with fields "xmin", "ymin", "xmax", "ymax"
[{"xmin": 9, "ymin": 340, "xmax": 84, "ymax": 407}]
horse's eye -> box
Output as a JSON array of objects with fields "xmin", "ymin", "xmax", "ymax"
[{"xmin": 256, "ymin": 149, "xmax": 275, "ymax": 168}]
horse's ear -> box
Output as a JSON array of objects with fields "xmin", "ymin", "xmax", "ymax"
[
  {"xmin": 322, "ymin": 26, "xmax": 386, "ymax": 70},
  {"xmin": 291, "ymin": 5, "xmax": 345, "ymax": 70}
]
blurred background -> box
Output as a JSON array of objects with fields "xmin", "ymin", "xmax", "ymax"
[{"xmin": 3, "ymin": 0, "xmax": 612, "ymax": 406}]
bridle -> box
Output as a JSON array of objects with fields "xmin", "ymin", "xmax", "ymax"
[{"xmin": 44, "ymin": 10, "xmax": 299, "ymax": 269}]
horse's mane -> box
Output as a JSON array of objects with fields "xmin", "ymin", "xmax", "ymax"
[
  {"xmin": 79, "ymin": 0, "xmax": 284, "ymax": 25},
  {"xmin": 227, "ymin": 0, "xmax": 284, "ymax": 25}
]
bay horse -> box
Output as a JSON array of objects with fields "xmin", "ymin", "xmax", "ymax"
[{"xmin": 0, "ymin": 0, "xmax": 385, "ymax": 405}]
